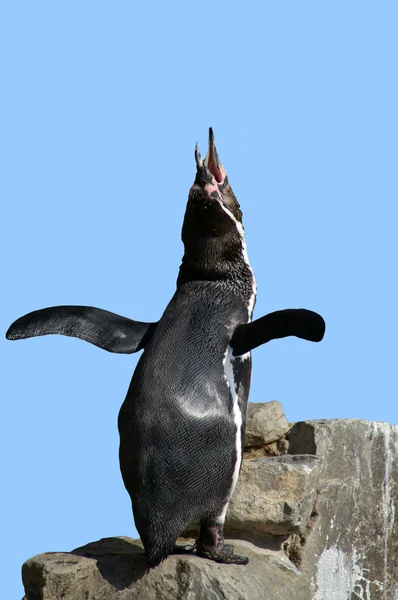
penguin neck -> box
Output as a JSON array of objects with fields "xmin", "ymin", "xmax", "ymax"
[
  {"xmin": 176, "ymin": 231, "xmax": 256, "ymax": 300},
  {"xmin": 177, "ymin": 245, "xmax": 245, "ymax": 285},
  {"xmin": 176, "ymin": 192, "xmax": 257, "ymax": 310}
]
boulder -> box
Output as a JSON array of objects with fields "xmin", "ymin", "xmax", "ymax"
[
  {"xmin": 288, "ymin": 418, "xmax": 398, "ymax": 599},
  {"xmin": 21, "ymin": 404, "xmax": 398, "ymax": 599},
  {"xmin": 225, "ymin": 454, "xmax": 321, "ymax": 537},
  {"xmin": 244, "ymin": 401, "xmax": 290, "ymax": 448},
  {"xmin": 22, "ymin": 536, "xmax": 306, "ymax": 600}
]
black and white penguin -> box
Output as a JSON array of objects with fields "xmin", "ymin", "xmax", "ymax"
[{"xmin": 6, "ymin": 128, "xmax": 325, "ymax": 566}]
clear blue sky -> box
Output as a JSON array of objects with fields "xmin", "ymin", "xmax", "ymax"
[{"xmin": 1, "ymin": 2, "xmax": 397, "ymax": 597}]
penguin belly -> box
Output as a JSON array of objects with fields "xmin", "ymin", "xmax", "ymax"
[{"xmin": 118, "ymin": 283, "xmax": 251, "ymax": 565}]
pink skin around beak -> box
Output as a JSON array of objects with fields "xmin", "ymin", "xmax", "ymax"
[{"xmin": 195, "ymin": 128, "xmax": 227, "ymax": 200}]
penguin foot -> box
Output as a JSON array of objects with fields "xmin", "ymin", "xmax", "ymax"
[
  {"xmin": 196, "ymin": 543, "xmax": 249, "ymax": 565},
  {"xmin": 195, "ymin": 521, "xmax": 249, "ymax": 565}
]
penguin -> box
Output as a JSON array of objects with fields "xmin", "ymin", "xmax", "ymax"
[{"xmin": 6, "ymin": 128, "xmax": 325, "ymax": 567}]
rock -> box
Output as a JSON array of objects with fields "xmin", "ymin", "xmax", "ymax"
[
  {"xmin": 288, "ymin": 419, "xmax": 398, "ymax": 599},
  {"xmin": 243, "ymin": 437, "xmax": 290, "ymax": 459},
  {"xmin": 21, "ymin": 406, "xmax": 398, "ymax": 599},
  {"xmin": 22, "ymin": 536, "xmax": 307, "ymax": 600},
  {"xmin": 225, "ymin": 455, "xmax": 322, "ymax": 537},
  {"xmin": 244, "ymin": 401, "xmax": 290, "ymax": 448}
]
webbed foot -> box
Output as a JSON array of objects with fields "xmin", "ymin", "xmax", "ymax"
[
  {"xmin": 195, "ymin": 520, "xmax": 249, "ymax": 565},
  {"xmin": 196, "ymin": 542, "xmax": 248, "ymax": 565}
]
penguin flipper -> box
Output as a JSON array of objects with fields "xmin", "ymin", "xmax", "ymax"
[
  {"xmin": 6, "ymin": 306, "xmax": 157, "ymax": 354},
  {"xmin": 231, "ymin": 309, "xmax": 325, "ymax": 356}
]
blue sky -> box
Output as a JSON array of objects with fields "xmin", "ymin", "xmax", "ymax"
[{"xmin": 1, "ymin": 2, "xmax": 397, "ymax": 597}]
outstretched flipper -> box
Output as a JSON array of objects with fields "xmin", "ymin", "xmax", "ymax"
[
  {"xmin": 231, "ymin": 308, "xmax": 325, "ymax": 357},
  {"xmin": 6, "ymin": 306, "xmax": 157, "ymax": 354}
]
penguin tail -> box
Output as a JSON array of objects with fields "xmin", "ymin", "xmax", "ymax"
[
  {"xmin": 138, "ymin": 517, "xmax": 184, "ymax": 567},
  {"xmin": 134, "ymin": 504, "xmax": 195, "ymax": 567},
  {"xmin": 146, "ymin": 544, "xmax": 174, "ymax": 568},
  {"xmin": 144, "ymin": 536, "xmax": 177, "ymax": 568}
]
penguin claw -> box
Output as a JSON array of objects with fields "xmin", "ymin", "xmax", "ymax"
[{"xmin": 195, "ymin": 543, "xmax": 249, "ymax": 565}]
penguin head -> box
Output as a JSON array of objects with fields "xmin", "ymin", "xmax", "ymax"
[
  {"xmin": 178, "ymin": 128, "xmax": 251, "ymax": 285},
  {"xmin": 192, "ymin": 127, "xmax": 242, "ymax": 223}
]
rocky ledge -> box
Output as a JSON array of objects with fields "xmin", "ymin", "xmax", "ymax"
[{"xmin": 22, "ymin": 401, "xmax": 398, "ymax": 600}]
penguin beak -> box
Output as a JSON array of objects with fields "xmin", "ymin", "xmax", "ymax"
[
  {"xmin": 195, "ymin": 128, "xmax": 226, "ymax": 185},
  {"xmin": 204, "ymin": 128, "xmax": 224, "ymax": 183}
]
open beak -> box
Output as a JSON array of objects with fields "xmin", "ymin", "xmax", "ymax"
[{"xmin": 195, "ymin": 128, "xmax": 226, "ymax": 184}]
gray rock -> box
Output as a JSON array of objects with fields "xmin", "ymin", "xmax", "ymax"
[
  {"xmin": 244, "ymin": 401, "xmax": 290, "ymax": 448},
  {"xmin": 22, "ymin": 536, "xmax": 307, "ymax": 600},
  {"xmin": 289, "ymin": 419, "xmax": 398, "ymax": 599},
  {"xmin": 225, "ymin": 455, "xmax": 322, "ymax": 537},
  {"xmin": 21, "ymin": 409, "xmax": 398, "ymax": 599}
]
